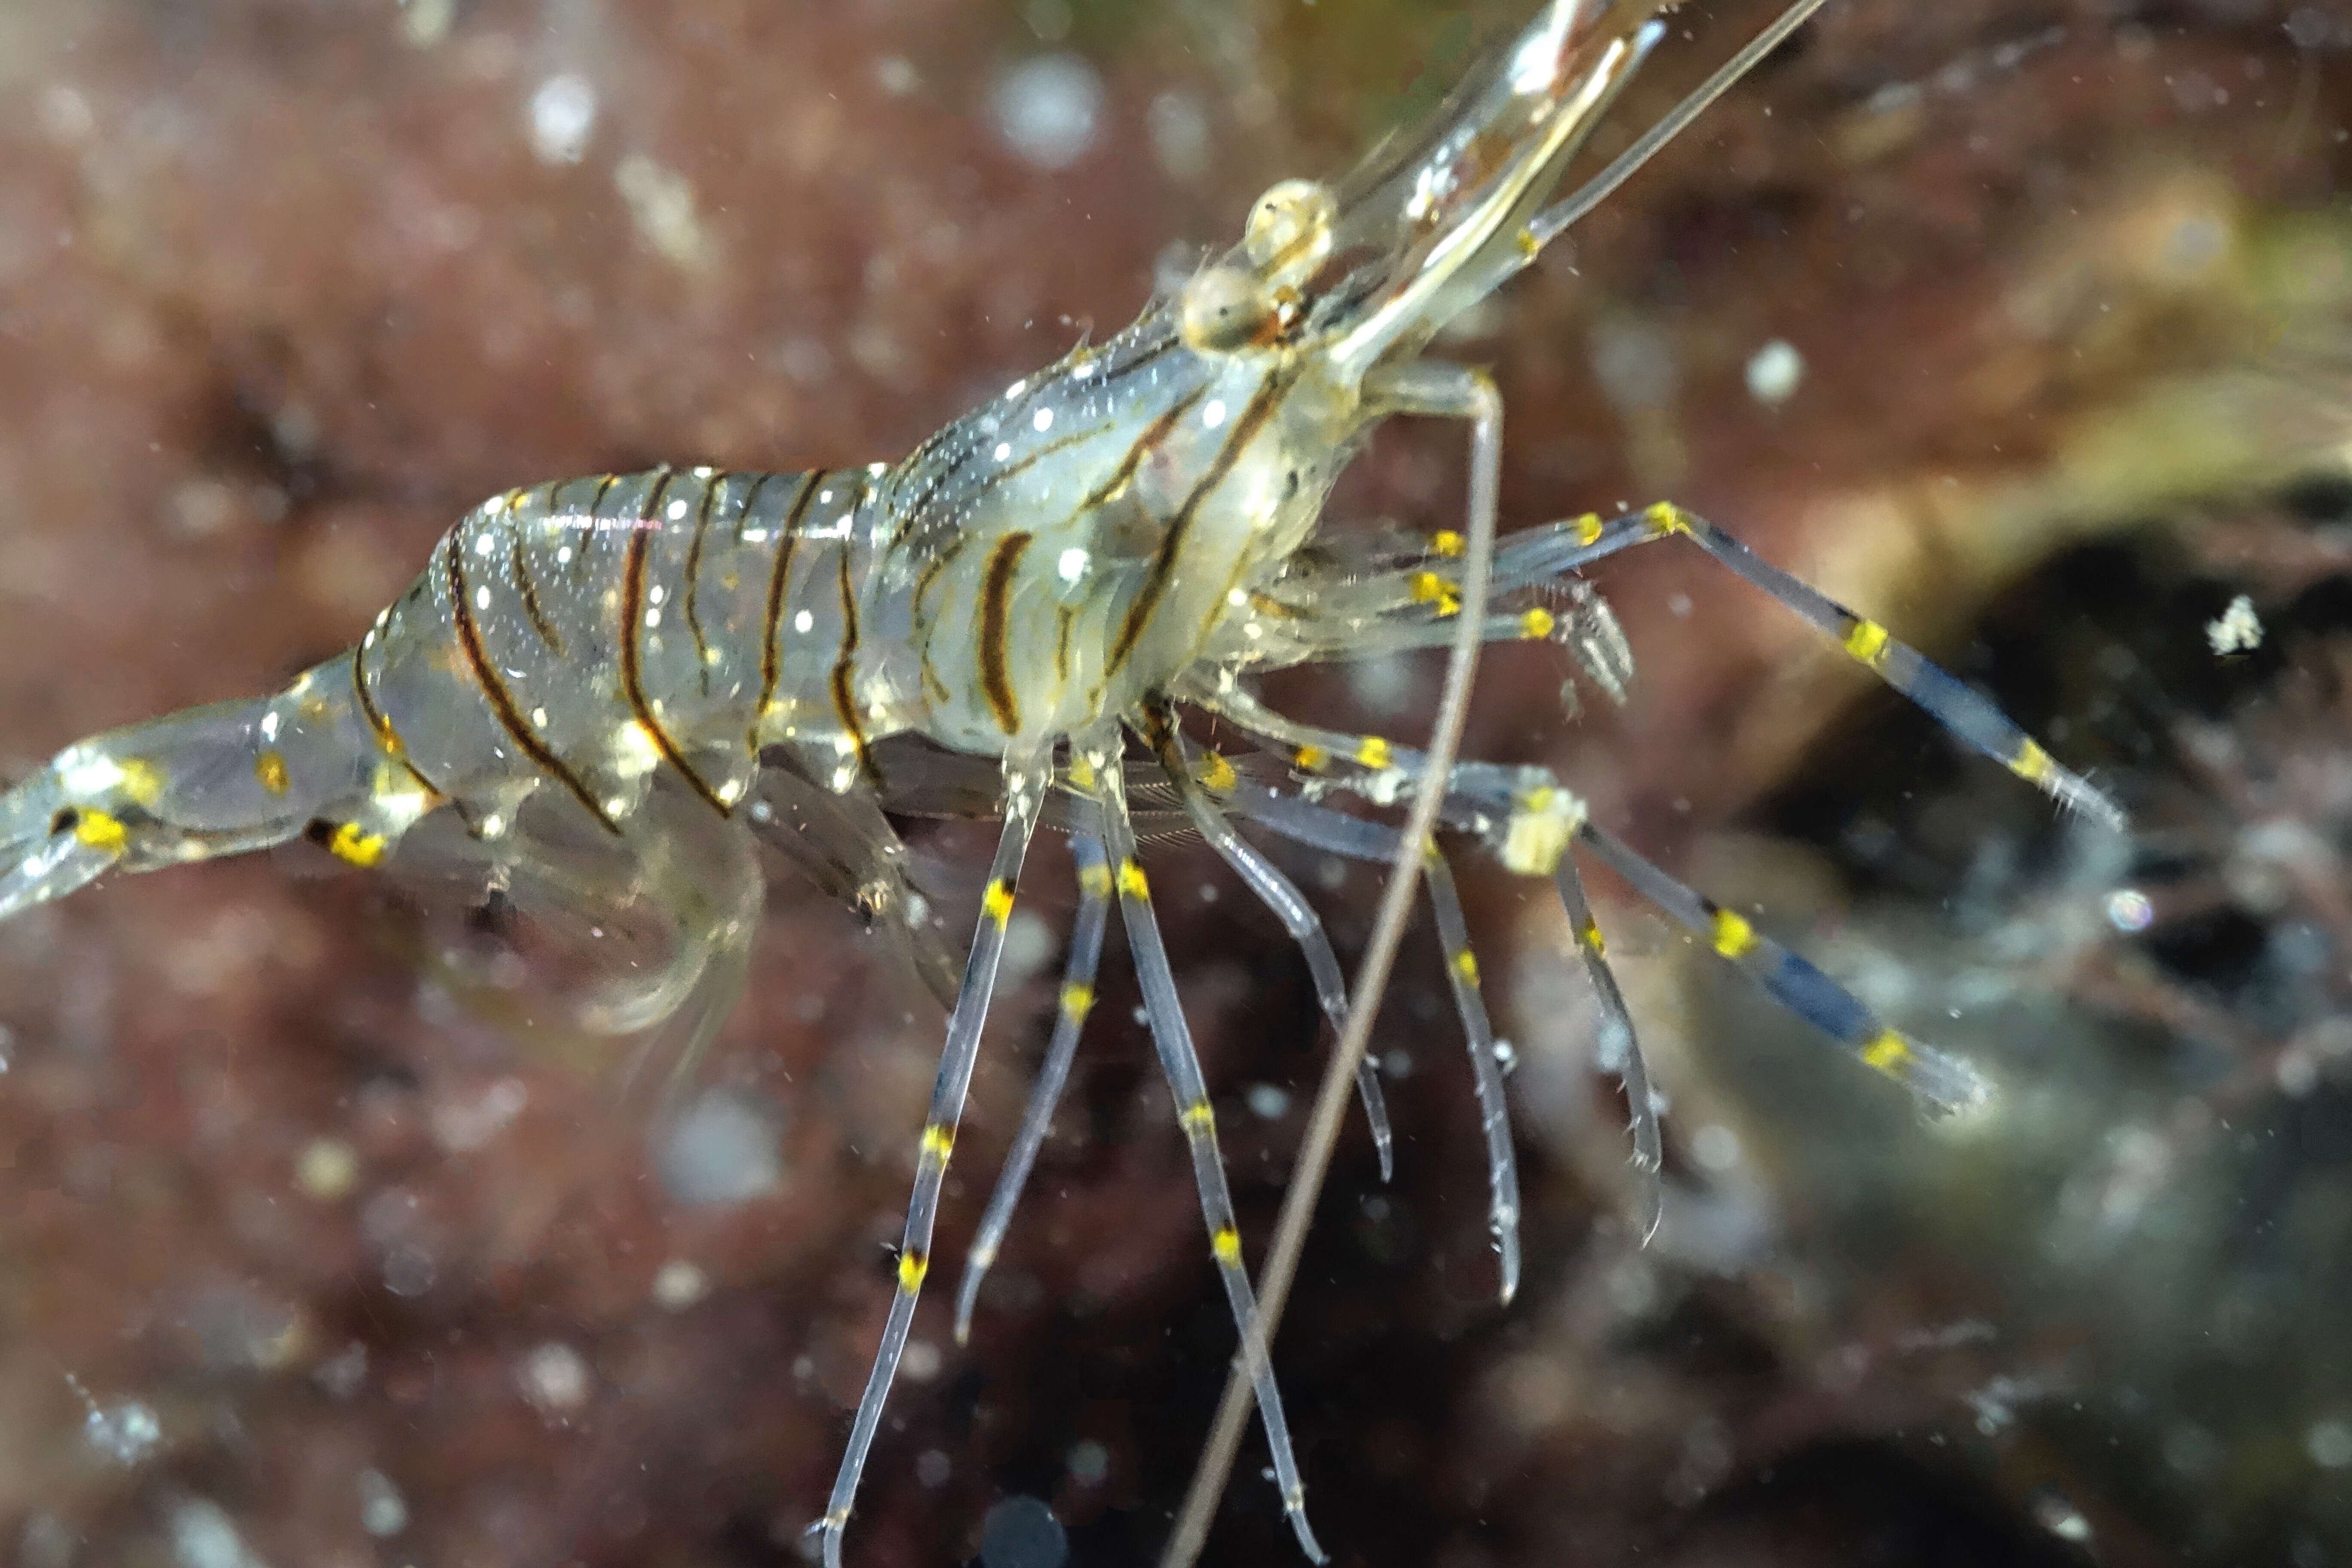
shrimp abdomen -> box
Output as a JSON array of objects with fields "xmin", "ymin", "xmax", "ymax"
[{"xmin": 0, "ymin": 659, "xmax": 388, "ymax": 919}]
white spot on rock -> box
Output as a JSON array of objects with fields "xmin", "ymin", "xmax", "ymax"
[
  {"xmin": 294, "ymin": 1138, "xmax": 359, "ymax": 1201},
  {"xmin": 615, "ymin": 155, "xmax": 710, "ymax": 272},
  {"xmin": 2207, "ymin": 593, "xmax": 2262, "ymax": 655},
  {"xmin": 992, "ymin": 54, "xmax": 1102, "ymax": 170},
  {"xmin": 1146, "ymin": 91, "xmax": 1211, "ymax": 184},
  {"xmin": 652, "ymin": 1259, "xmax": 710, "ymax": 1310},
  {"xmin": 1245, "ymin": 1083, "xmax": 1290, "ymax": 1121},
  {"xmin": 1744, "ymin": 338, "xmax": 1804, "ymax": 405},
  {"xmin": 518, "ymin": 1341, "xmax": 590, "ymax": 1414},
  {"xmin": 2309, "ymin": 1418, "xmax": 2352, "ymax": 1468},
  {"xmin": 1690, "ymin": 1123, "xmax": 1743, "ymax": 1173},
  {"xmin": 169, "ymin": 1499, "xmax": 268, "ymax": 1568},
  {"xmin": 429, "ymin": 1077, "xmax": 527, "ymax": 1154},
  {"xmin": 83, "ymin": 1396, "xmax": 161, "ymax": 1467},
  {"xmin": 656, "ymin": 1088, "xmax": 785, "ymax": 1206},
  {"xmin": 357, "ymin": 1469, "xmax": 408, "ymax": 1537},
  {"xmin": 528, "ymin": 74, "xmax": 597, "ymax": 165}
]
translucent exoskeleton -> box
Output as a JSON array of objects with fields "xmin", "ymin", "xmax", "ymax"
[{"xmin": 0, "ymin": 2, "xmax": 2126, "ymax": 1562}]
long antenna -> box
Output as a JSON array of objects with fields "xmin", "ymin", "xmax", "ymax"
[{"xmin": 1528, "ymin": 0, "xmax": 1831, "ymax": 247}]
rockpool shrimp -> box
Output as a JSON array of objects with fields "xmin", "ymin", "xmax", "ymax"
[{"xmin": 0, "ymin": 1, "xmax": 2122, "ymax": 1562}]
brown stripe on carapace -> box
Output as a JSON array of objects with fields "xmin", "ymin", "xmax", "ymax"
[
  {"xmin": 1246, "ymin": 590, "xmax": 1303, "ymax": 619},
  {"xmin": 445, "ymin": 532, "xmax": 620, "ymax": 833},
  {"xmin": 621, "ymin": 483, "xmax": 732, "ymax": 818},
  {"xmin": 1076, "ymin": 383, "xmax": 1209, "ymax": 516},
  {"xmin": 349, "ymin": 629, "xmax": 402, "ymax": 757},
  {"xmin": 546, "ymin": 474, "xmax": 620, "ymax": 582},
  {"xmin": 962, "ymin": 426, "xmax": 1099, "ymax": 505},
  {"xmin": 683, "ymin": 471, "xmax": 725, "ymax": 694},
  {"xmin": 1089, "ymin": 329, "xmax": 1182, "ymax": 398},
  {"xmin": 919, "ymin": 649, "xmax": 951, "ymax": 709},
  {"xmin": 911, "ymin": 534, "xmax": 968, "ymax": 624},
  {"xmin": 730, "ymin": 470, "xmax": 777, "ymax": 546},
  {"xmin": 888, "ymin": 334, "xmax": 1185, "ymax": 547},
  {"xmin": 509, "ymin": 535, "xmax": 566, "ymax": 655},
  {"xmin": 830, "ymin": 540, "xmax": 878, "ymax": 784},
  {"xmin": 913, "ymin": 541, "xmax": 969, "ymax": 713},
  {"xmin": 1136, "ymin": 692, "xmax": 1181, "ymax": 756},
  {"xmin": 978, "ymin": 530, "xmax": 1033, "ymax": 734},
  {"xmin": 349, "ymin": 626, "xmax": 450, "ymax": 802},
  {"xmin": 750, "ymin": 472, "xmax": 823, "ymax": 753},
  {"xmin": 888, "ymin": 408, "xmax": 1079, "ymax": 547},
  {"xmin": 1107, "ymin": 372, "xmax": 1288, "ymax": 677}
]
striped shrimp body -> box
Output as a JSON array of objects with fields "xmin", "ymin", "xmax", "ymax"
[{"xmin": 0, "ymin": 2, "xmax": 2128, "ymax": 1562}]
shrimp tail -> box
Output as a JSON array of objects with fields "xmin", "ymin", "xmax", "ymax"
[{"xmin": 0, "ymin": 654, "xmax": 398, "ymax": 919}]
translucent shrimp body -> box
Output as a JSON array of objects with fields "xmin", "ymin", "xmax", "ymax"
[{"xmin": 0, "ymin": 3, "xmax": 2123, "ymax": 1563}]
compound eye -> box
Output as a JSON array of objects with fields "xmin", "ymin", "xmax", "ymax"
[
  {"xmin": 1243, "ymin": 178, "xmax": 1335, "ymax": 289},
  {"xmin": 1178, "ymin": 264, "xmax": 1274, "ymax": 354}
]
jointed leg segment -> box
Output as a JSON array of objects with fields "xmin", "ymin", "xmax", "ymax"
[
  {"xmin": 1553, "ymin": 852, "xmax": 1663, "ymax": 1241},
  {"xmin": 1087, "ymin": 732, "xmax": 1327, "ymax": 1563},
  {"xmin": 1144, "ymin": 706, "xmax": 1394, "ymax": 1182},
  {"xmin": 951, "ymin": 829, "xmax": 1113, "ymax": 1345},
  {"xmin": 1572, "ymin": 818, "xmax": 1990, "ymax": 1113},
  {"xmin": 1198, "ymin": 744, "xmax": 1992, "ymax": 1235},
  {"xmin": 1494, "ymin": 502, "xmax": 2121, "ymax": 824},
  {"xmin": 817, "ymin": 751, "xmax": 1052, "ymax": 1568},
  {"xmin": 1416, "ymin": 841, "xmax": 1523, "ymax": 1304},
  {"xmin": 1246, "ymin": 499, "xmax": 2122, "ymax": 830}
]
